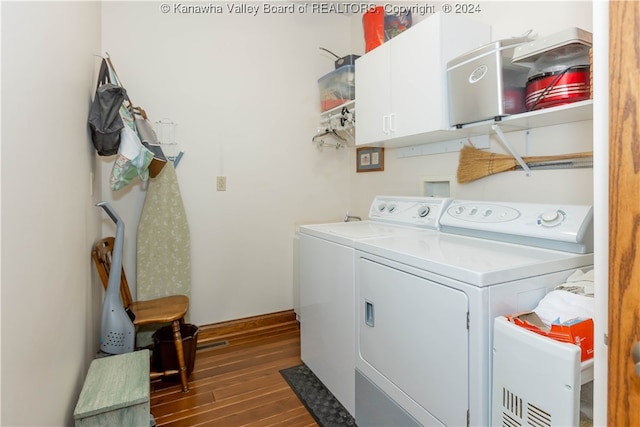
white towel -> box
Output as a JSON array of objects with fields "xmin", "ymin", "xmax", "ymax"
[
  {"xmin": 555, "ymin": 269, "xmax": 594, "ymax": 296},
  {"xmin": 534, "ymin": 269, "xmax": 595, "ymax": 326}
]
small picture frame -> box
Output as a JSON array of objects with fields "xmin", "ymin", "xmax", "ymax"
[{"xmin": 356, "ymin": 147, "xmax": 384, "ymax": 172}]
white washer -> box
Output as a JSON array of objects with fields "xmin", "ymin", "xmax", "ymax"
[
  {"xmin": 354, "ymin": 200, "xmax": 594, "ymax": 427},
  {"xmin": 298, "ymin": 196, "xmax": 451, "ymax": 416}
]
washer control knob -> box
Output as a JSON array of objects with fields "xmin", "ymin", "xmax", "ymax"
[
  {"xmin": 387, "ymin": 204, "xmax": 396, "ymax": 213},
  {"xmin": 454, "ymin": 206, "xmax": 465, "ymax": 215},
  {"xmin": 539, "ymin": 210, "xmax": 565, "ymax": 227},
  {"xmin": 377, "ymin": 203, "xmax": 387, "ymax": 213},
  {"xmin": 418, "ymin": 206, "xmax": 431, "ymax": 218}
]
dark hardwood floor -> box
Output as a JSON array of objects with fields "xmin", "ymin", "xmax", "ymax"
[{"xmin": 150, "ymin": 316, "xmax": 318, "ymax": 426}]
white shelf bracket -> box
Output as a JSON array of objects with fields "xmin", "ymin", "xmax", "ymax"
[{"xmin": 491, "ymin": 124, "xmax": 531, "ymax": 175}]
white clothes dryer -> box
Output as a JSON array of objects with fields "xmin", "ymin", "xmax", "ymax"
[
  {"xmin": 354, "ymin": 200, "xmax": 594, "ymax": 426},
  {"xmin": 298, "ymin": 196, "xmax": 451, "ymax": 416}
]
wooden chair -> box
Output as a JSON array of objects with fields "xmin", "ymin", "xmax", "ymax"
[{"xmin": 92, "ymin": 237, "xmax": 191, "ymax": 392}]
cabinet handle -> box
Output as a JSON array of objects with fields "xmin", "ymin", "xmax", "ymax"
[
  {"xmin": 365, "ymin": 300, "xmax": 375, "ymax": 327},
  {"xmin": 382, "ymin": 115, "xmax": 390, "ymax": 135},
  {"xmin": 389, "ymin": 113, "xmax": 397, "ymax": 132}
]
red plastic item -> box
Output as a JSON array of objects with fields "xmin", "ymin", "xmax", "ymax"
[
  {"xmin": 363, "ymin": 6, "xmax": 385, "ymax": 53},
  {"xmin": 525, "ymin": 66, "xmax": 591, "ymax": 111},
  {"xmin": 506, "ymin": 312, "xmax": 594, "ymax": 361}
]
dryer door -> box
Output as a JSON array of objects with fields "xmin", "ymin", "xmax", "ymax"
[{"xmin": 358, "ymin": 258, "xmax": 469, "ymax": 426}]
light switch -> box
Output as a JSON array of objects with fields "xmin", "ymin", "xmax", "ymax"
[{"xmin": 216, "ymin": 176, "xmax": 227, "ymax": 191}]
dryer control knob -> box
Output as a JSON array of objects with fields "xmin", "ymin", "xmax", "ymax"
[{"xmin": 539, "ymin": 210, "xmax": 564, "ymax": 227}]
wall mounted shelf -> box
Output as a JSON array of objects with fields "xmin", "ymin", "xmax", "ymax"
[
  {"xmin": 457, "ymin": 100, "xmax": 593, "ymax": 173},
  {"xmin": 320, "ymin": 99, "xmax": 355, "ymax": 119},
  {"xmin": 358, "ymin": 100, "xmax": 593, "ymax": 151},
  {"xmin": 386, "ymin": 100, "xmax": 593, "ymax": 159},
  {"xmin": 456, "ymin": 99, "xmax": 593, "ymax": 136},
  {"xmin": 315, "ymin": 100, "xmax": 356, "ymax": 149}
]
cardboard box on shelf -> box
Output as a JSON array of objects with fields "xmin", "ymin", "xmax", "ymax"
[{"xmin": 505, "ymin": 311, "xmax": 594, "ymax": 361}]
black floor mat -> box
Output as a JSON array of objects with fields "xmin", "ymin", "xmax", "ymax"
[{"xmin": 280, "ymin": 364, "xmax": 356, "ymax": 427}]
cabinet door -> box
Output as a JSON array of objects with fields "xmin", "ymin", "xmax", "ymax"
[
  {"xmin": 355, "ymin": 43, "xmax": 392, "ymax": 146},
  {"xmin": 389, "ymin": 18, "xmax": 445, "ymax": 139}
]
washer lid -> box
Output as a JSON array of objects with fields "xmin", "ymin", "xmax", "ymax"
[
  {"xmin": 299, "ymin": 220, "xmax": 428, "ymax": 246},
  {"xmin": 298, "ymin": 195, "xmax": 451, "ymax": 246},
  {"xmin": 355, "ymin": 232, "xmax": 593, "ymax": 287}
]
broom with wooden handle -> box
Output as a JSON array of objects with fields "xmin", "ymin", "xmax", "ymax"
[{"xmin": 457, "ymin": 145, "xmax": 593, "ymax": 184}]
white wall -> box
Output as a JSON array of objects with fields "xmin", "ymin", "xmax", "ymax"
[
  {"xmin": 100, "ymin": 2, "xmax": 353, "ymax": 326},
  {"xmin": 1, "ymin": 2, "xmax": 102, "ymax": 425}
]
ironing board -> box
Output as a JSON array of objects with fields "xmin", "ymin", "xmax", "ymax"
[{"xmin": 136, "ymin": 162, "xmax": 190, "ymax": 346}]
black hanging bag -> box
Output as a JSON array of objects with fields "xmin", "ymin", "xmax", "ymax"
[{"xmin": 88, "ymin": 59, "xmax": 127, "ymax": 156}]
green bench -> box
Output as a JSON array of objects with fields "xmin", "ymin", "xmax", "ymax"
[{"xmin": 74, "ymin": 350, "xmax": 150, "ymax": 426}]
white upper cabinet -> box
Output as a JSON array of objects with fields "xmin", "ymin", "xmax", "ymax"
[
  {"xmin": 355, "ymin": 13, "xmax": 491, "ymax": 147},
  {"xmin": 355, "ymin": 39, "xmax": 392, "ymax": 145}
]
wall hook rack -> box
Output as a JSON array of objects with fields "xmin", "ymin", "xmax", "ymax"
[
  {"xmin": 155, "ymin": 119, "xmax": 184, "ymax": 168},
  {"xmin": 319, "ymin": 106, "xmax": 356, "ymax": 130},
  {"xmin": 314, "ymin": 104, "xmax": 356, "ymax": 150},
  {"xmin": 313, "ymin": 128, "xmax": 347, "ymax": 149}
]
